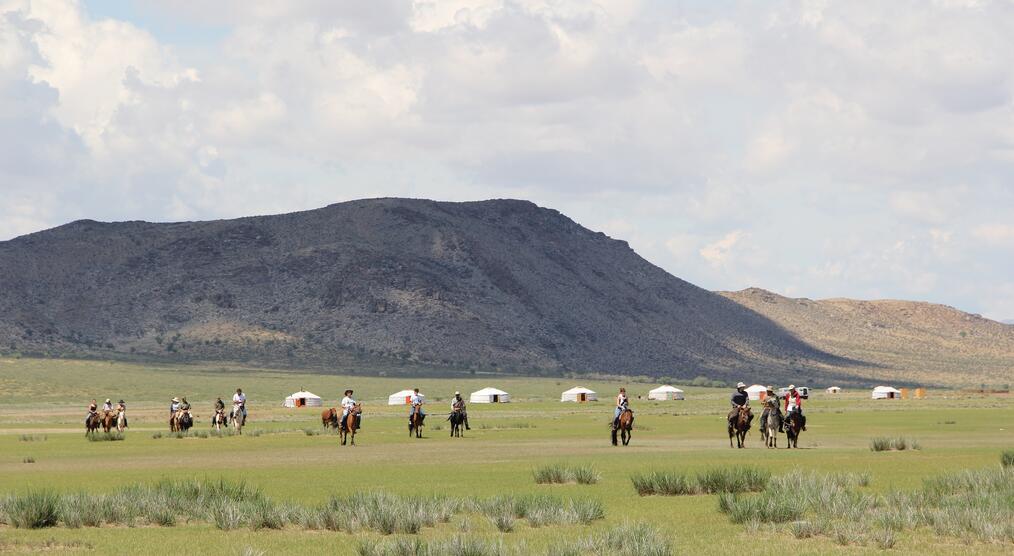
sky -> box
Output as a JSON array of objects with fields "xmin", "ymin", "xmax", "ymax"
[{"xmin": 2, "ymin": 0, "xmax": 1013, "ymax": 319}]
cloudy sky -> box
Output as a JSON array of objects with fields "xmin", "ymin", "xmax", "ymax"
[{"xmin": 3, "ymin": 0, "xmax": 1014, "ymax": 319}]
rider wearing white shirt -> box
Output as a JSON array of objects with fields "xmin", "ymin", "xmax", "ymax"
[
  {"xmin": 409, "ymin": 388, "xmax": 425, "ymax": 424},
  {"xmin": 340, "ymin": 389, "xmax": 358, "ymax": 430},
  {"xmin": 451, "ymin": 391, "xmax": 470, "ymax": 430},
  {"xmin": 233, "ymin": 388, "xmax": 247, "ymax": 425}
]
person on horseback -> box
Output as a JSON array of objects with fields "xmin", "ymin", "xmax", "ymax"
[
  {"xmin": 86, "ymin": 399, "xmax": 97, "ymax": 425},
  {"xmin": 340, "ymin": 389, "xmax": 358, "ymax": 431},
  {"xmin": 180, "ymin": 397, "xmax": 191, "ymax": 412},
  {"xmin": 761, "ymin": 386, "xmax": 781, "ymax": 432},
  {"xmin": 102, "ymin": 399, "xmax": 113, "ymax": 412},
  {"xmin": 784, "ymin": 385, "xmax": 806, "ymax": 431},
  {"xmin": 170, "ymin": 397, "xmax": 181, "ymax": 417},
  {"xmin": 613, "ymin": 388, "xmax": 631, "ymax": 430},
  {"xmin": 451, "ymin": 391, "xmax": 470, "ymax": 430},
  {"xmin": 409, "ymin": 388, "xmax": 425, "ymax": 425},
  {"xmin": 729, "ymin": 382, "xmax": 753, "ymax": 427},
  {"xmin": 233, "ymin": 388, "xmax": 247, "ymax": 425}
]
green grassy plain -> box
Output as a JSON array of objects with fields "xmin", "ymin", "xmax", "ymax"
[{"xmin": 0, "ymin": 358, "xmax": 1012, "ymax": 554}]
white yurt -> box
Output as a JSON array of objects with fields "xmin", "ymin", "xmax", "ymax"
[
  {"xmin": 871, "ymin": 386, "xmax": 902, "ymax": 400},
  {"xmin": 746, "ymin": 384, "xmax": 768, "ymax": 401},
  {"xmin": 283, "ymin": 391, "xmax": 323, "ymax": 408},
  {"xmin": 470, "ymin": 387, "xmax": 510, "ymax": 403},
  {"xmin": 647, "ymin": 385, "xmax": 685, "ymax": 400},
  {"xmin": 388, "ymin": 390, "xmax": 424, "ymax": 405},
  {"xmin": 561, "ymin": 386, "xmax": 597, "ymax": 402},
  {"xmin": 826, "ymin": 386, "xmax": 842, "ymax": 394}
]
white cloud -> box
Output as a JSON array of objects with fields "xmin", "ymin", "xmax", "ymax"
[
  {"xmin": 699, "ymin": 230, "xmax": 746, "ymax": 268},
  {"xmin": 972, "ymin": 224, "xmax": 1014, "ymax": 247}
]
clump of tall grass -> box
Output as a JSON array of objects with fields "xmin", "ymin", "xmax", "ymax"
[
  {"xmin": 22, "ymin": 457, "xmax": 35, "ymax": 464},
  {"xmin": 718, "ymin": 493, "xmax": 803, "ymax": 523},
  {"xmin": 1002, "ymin": 450, "xmax": 1014, "ymax": 468},
  {"xmin": 548, "ymin": 522, "xmax": 674, "ymax": 556},
  {"xmin": 870, "ymin": 437, "xmax": 921, "ymax": 451},
  {"xmin": 473, "ymin": 494, "xmax": 605, "ymax": 527},
  {"xmin": 18, "ymin": 434, "xmax": 46, "ymax": 442},
  {"xmin": 86, "ymin": 431, "xmax": 124, "ymax": 442},
  {"xmin": 533, "ymin": 464, "xmax": 600, "ymax": 485},
  {"xmin": 6, "ymin": 490, "xmax": 60, "ymax": 528},
  {"xmin": 631, "ymin": 466, "xmax": 769, "ymax": 496},
  {"xmin": 358, "ymin": 536, "xmax": 505, "ymax": 556}
]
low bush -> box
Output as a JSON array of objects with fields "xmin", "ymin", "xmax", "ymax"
[
  {"xmin": 1002, "ymin": 450, "xmax": 1014, "ymax": 468},
  {"xmin": 6, "ymin": 490, "xmax": 60, "ymax": 528},
  {"xmin": 631, "ymin": 466, "xmax": 769, "ymax": 496},
  {"xmin": 86, "ymin": 431, "xmax": 124, "ymax": 442},
  {"xmin": 533, "ymin": 464, "xmax": 600, "ymax": 485},
  {"xmin": 870, "ymin": 437, "xmax": 921, "ymax": 451},
  {"xmin": 22, "ymin": 457, "xmax": 35, "ymax": 464},
  {"xmin": 18, "ymin": 434, "xmax": 46, "ymax": 442}
]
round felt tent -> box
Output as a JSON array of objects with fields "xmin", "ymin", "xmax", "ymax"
[
  {"xmin": 283, "ymin": 390, "xmax": 322, "ymax": 408},
  {"xmin": 388, "ymin": 390, "xmax": 424, "ymax": 405},
  {"xmin": 647, "ymin": 385, "xmax": 685, "ymax": 400},
  {"xmin": 470, "ymin": 387, "xmax": 510, "ymax": 403},
  {"xmin": 745, "ymin": 384, "xmax": 768, "ymax": 401},
  {"xmin": 871, "ymin": 386, "xmax": 901, "ymax": 400},
  {"xmin": 826, "ymin": 386, "xmax": 842, "ymax": 394},
  {"xmin": 561, "ymin": 386, "xmax": 597, "ymax": 402}
]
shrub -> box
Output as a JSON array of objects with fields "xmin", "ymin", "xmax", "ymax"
[
  {"xmin": 489, "ymin": 511, "xmax": 514, "ymax": 532},
  {"xmin": 718, "ymin": 492, "xmax": 803, "ymax": 523},
  {"xmin": 533, "ymin": 464, "xmax": 600, "ymax": 485},
  {"xmin": 631, "ymin": 466, "xmax": 769, "ymax": 496},
  {"xmin": 18, "ymin": 434, "xmax": 46, "ymax": 442},
  {"xmin": 22, "ymin": 457, "xmax": 35, "ymax": 464},
  {"xmin": 211, "ymin": 502, "xmax": 243, "ymax": 530},
  {"xmin": 1002, "ymin": 450, "xmax": 1014, "ymax": 468},
  {"xmin": 870, "ymin": 437, "xmax": 920, "ymax": 452},
  {"xmin": 7, "ymin": 490, "xmax": 60, "ymax": 528},
  {"xmin": 86, "ymin": 431, "xmax": 125, "ymax": 442},
  {"xmin": 551, "ymin": 522, "xmax": 674, "ymax": 556}
]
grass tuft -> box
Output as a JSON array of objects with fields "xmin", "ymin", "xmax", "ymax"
[
  {"xmin": 870, "ymin": 437, "xmax": 921, "ymax": 451},
  {"xmin": 1002, "ymin": 450, "xmax": 1014, "ymax": 468},
  {"xmin": 86, "ymin": 431, "xmax": 125, "ymax": 442},
  {"xmin": 533, "ymin": 464, "xmax": 600, "ymax": 485},
  {"xmin": 631, "ymin": 466, "xmax": 769, "ymax": 496},
  {"xmin": 7, "ymin": 491, "xmax": 60, "ymax": 529}
]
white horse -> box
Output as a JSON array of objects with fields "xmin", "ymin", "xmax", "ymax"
[
  {"xmin": 230, "ymin": 404, "xmax": 245, "ymax": 434},
  {"xmin": 116, "ymin": 409, "xmax": 127, "ymax": 432}
]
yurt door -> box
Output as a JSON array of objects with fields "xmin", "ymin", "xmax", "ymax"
[
  {"xmin": 492, "ymin": 395, "xmax": 499, "ymax": 402},
  {"xmin": 296, "ymin": 398, "xmax": 305, "ymax": 407},
  {"xmin": 579, "ymin": 393, "xmax": 586, "ymax": 402}
]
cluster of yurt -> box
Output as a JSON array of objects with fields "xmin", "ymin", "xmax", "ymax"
[
  {"xmin": 283, "ymin": 390, "xmax": 323, "ymax": 408},
  {"xmin": 871, "ymin": 386, "xmax": 902, "ymax": 399}
]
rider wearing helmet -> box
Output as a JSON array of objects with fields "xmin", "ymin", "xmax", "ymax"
[
  {"xmin": 451, "ymin": 391, "xmax": 470, "ymax": 430},
  {"xmin": 784, "ymin": 385, "xmax": 806, "ymax": 431}
]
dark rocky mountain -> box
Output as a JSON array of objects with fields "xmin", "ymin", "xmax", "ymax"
[{"xmin": 0, "ymin": 198, "xmax": 851, "ymax": 381}]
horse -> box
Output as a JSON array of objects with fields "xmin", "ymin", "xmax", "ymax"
[
  {"xmin": 408, "ymin": 406, "xmax": 424, "ymax": 438},
  {"xmin": 85, "ymin": 412, "xmax": 102, "ymax": 436},
  {"xmin": 321, "ymin": 408, "xmax": 338, "ymax": 429},
  {"xmin": 177, "ymin": 410, "xmax": 193, "ymax": 432},
  {"xmin": 101, "ymin": 411, "xmax": 116, "ymax": 433},
  {"xmin": 611, "ymin": 409, "xmax": 633, "ymax": 446},
  {"xmin": 340, "ymin": 404, "xmax": 361, "ymax": 446},
  {"xmin": 728, "ymin": 406, "xmax": 752, "ymax": 449},
  {"xmin": 785, "ymin": 411, "xmax": 803, "ymax": 448},
  {"xmin": 448, "ymin": 410, "xmax": 465, "ymax": 438},
  {"xmin": 115, "ymin": 409, "xmax": 127, "ymax": 433},
  {"xmin": 212, "ymin": 410, "xmax": 227, "ymax": 432},
  {"xmin": 230, "ymin": 405, "xmax": 244, "ymax": 434},
  {"xmin": 762, "ymin": 410, "xmax": 782, "ymax": 448}
]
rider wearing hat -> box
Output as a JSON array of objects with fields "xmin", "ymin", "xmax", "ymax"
[
  {"xmin": 102, "ymin": 398, "xmax": 113, "ymax": 412},
  {"xmin": 784, "ymin": 385, "xmax": 806, "ymax": 431},
  {"xmin": 729, "ymin": 382, "xmax": 753, "ymax": 427},
  {"xmin": 340, "ymin": 389, "xmax": 359, "ymax": 431},
  {"xmin": 116, "ymin": 399, "xmax": 128, "ymax": 428},
  {"xmin": 409, "ymin": 388, "xmax": 425, "ymax": 425},
  {"xmin": 170, "ymin": 397, "xmax": 181, "ymax": 416},
  {"xmin": 761, "ymin": 386, "xmax": 781, "ymax": 432},
  {"xmin": 451, "ymin": 391, "xmax": 470, "ymax": 430}
]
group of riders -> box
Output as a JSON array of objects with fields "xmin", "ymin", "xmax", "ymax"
[
  {"xmin": 329, "ymin": 387, "xmax": 471, "ymax": 433},
  {"xmin": 168, "ymin": 389, "xmax": 246, "ymax": 431},
  {"xmin": 85, "ymin": 398, "xmax": 128, "ymax": 432},
  {"xmin": 729, "ymin": 381, "xmax": 806, "ymax": 431}
]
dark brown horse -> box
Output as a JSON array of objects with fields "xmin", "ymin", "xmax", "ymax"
[
  {"xmin": 101, "ymin": 411, "xmax": 115, "ymax": 433},
  {"xmin": 611, "ymin": 409, "xmax": 633, "ymax": 446},
  {"xmin": 408, "ymin": 406, "xmax": 424, "ymax": 438},
  {"xmin": 321, "ymin": 408, "xmax": 338, "ymax": 429},
  {"xmin": 728, "ymin": 406, "xmax": 752, "ymax": 448},
  {"xmin": 785, "ymin": 411, "xmax": 803, "ymax": 449},
  {"xmin": 340, "ymin": 403, "xmax": 361, "ymax": 446},
  {"xmin": 448, "ymin": 410, "xmax": 465, "ymax": 438},
  {"xmin": 85, "ymin": 412, "xmax": 102, "ymax": 436}
]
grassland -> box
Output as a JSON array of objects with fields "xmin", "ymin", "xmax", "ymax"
[{"xmin": 0, "ymin": 357, "xmax": 1012, "ymax": 554}]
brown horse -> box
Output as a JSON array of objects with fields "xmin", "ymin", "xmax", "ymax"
[
  {"xmin": 611, "ymin": 409, "xmax": 633, "ymax": 446},
  {"xmin": 340, "ymin": 404, "xmax": 361, "ymax": 446},
  {"xmin": 101, "ymin": 411, "xmax": 115, "ymax": 433},
  {"xmin": 321, "ymin": 408, "xmax": 338, "ymax": 429},
  {"xmin": 728, "ymin": 406, "xmax": 752, "ymax": 448},
  {"xmin": 785, "ymin": 411, "xmax": 803, "ymax": 448},
  {"xmin": 85, "ymin": 412, "xmax": 102, "ymax": 436},
  {"xmin": 408, "ymin": 406, "xmax": 424, "ymax": 438}
]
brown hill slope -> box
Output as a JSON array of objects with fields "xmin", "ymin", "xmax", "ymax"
[
  {"xmin": 0, "ymin": 199, "xmax": 851, "ymax": 381},
  {"xmin": 719, "ymin": 288, "xmax": 1014, "ymax": 387}
]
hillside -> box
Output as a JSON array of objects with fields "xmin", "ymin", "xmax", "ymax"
[
  {"xmin": 719, "ymin": 288, "xmax": 1014, "ymax": 387},
  {"xmin": 0, "ymin": 199, "xmax": 848, "ymax": 382}
]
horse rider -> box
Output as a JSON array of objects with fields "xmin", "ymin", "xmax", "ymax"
[
  {"xmin": 761, "ymin": 386, "xmax": 781, "ymax": 432},
  {"xmin": 612, "ymin": 387, "xmax": 631, "ymax": 430},
  {"xmin": 180, "ymin": 397, "xmax": 192, "ymax": 413},
  {"xmin": 409, "ymin": 388, "xmax": 425, "ymax": 425},
  {"xmin": 233, "ymin": 388, "xmax": 247, "ymax": 425},
  {"xmin": 170, "ymin": 397, "xmax": 181, "ymax": 417},
  {"xmin": 213, "ymin": 396, "xmax": 226, "ymax": 426},
  {"xmin": 86, "ymin": 399, "xmax": 98, "ymax": 425},
  {"xmin": 729, "ymin": 382, "xmax": 753, "ymax": 427},
  {"xmin": 451, "ymin": 391, "xmax": 470, "ymax": 430},
  {"xmin": 340, "ymin": 389, "xmax": 358, "ymax": 431},
  {"xmin": 117, "ymin": 399, "xmax": 128, "ymax": 428},
  {"xmin": 784, "ymin": 385, "xmax": 806, "ymax": 431},
  {"xmin": 102, "ymin": 398, "xmax": 113, "ymax": 412}
]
